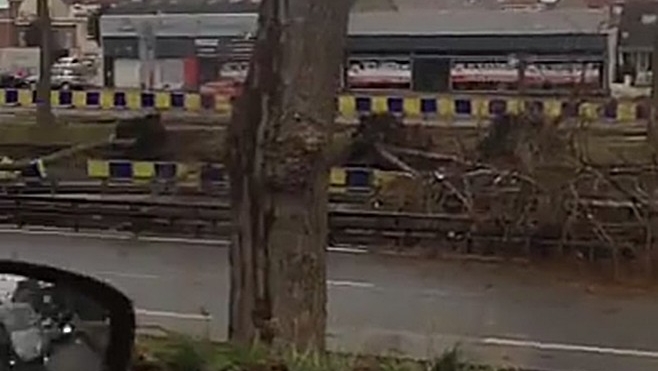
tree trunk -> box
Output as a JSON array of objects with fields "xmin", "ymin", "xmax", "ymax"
[
  {"xmin": 227, "ymin": 0, "xmax": 351, "ymax": 352},
  {"xmin": 36, "ymin": 0, "xmax": 53, "ymax": 125}
]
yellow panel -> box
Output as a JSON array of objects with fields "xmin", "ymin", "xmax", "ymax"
[
  {"xmin": 50, "ymin": 91, "xmax": 60, "ymax": 107},
  {"xmin": 371, "ymin": 96, "xmax": 388, "ymax": 114},
  {"xmin": 0, "ymin": 90, "xmax": 5, "ymax": 106},
  {"xmin": 184, "ymin": 93, "xmax": 201, "ymax": 111},
  {"xmin": 72, "ymin": 91, "xmax": 86, "ymax": 108},
  {"xmin": 126, "ymin": 91, "xmax": 141, "ymax": 110},
  {"xmin": 506, "ymin": 99, "xmax": 521, "ymax": 114},
  {"xmin": 330, "ymin": 167, "xmax": 347, "ymax": 186},
  {"xmin": 87, "ymin": 160, "xmax": 110, "ymax": 178},
  {"xmin": 373, "ymin": 170, "xmax": 407, "ymax": 188},
  {"xmin": 579, "ymin": 103, "xmax": 599, "ymax": 120},
  {"xmin": 18, "ymin": 89, "xmax": 32, "ymax": 106},
  {"xmin": 544, "ymin": 99, "xmax": 562, "ymax": 118},
  {"xmin": 155, "ymin": 92, "xmax": 171, "ymax": 109},
  {"xmin": 132, "ymin": 161, "xmax": 155, "ymax": 179},
  {"xmin": 338, "ymin": 95, "xmax": 356, "ymax": 118},
  {"xmin": 617, "ymin": 102, "xmax": 636, "ymax": 122},
  {"xmin": 215, "ymin": 95, "xmax": 231, "ymax": 114},
  {"xmin": 403, "ymin": 97, "xmax": 421, "ymax": 117},
  {"xmin": 472, "ymin": 98, "xmax": 489, "ymax": 118},
  {"xmin": 438, "ymin": 98, "xmax": 454, "ymax": 117},
  {"xmin": 100, "ymin": 91, "xmax": 114, "ymax": 109},
  {"xmin": 175, "ymin": 163, "xmax": 189, "ymax": 178}
]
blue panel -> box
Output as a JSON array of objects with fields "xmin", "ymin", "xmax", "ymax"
[
  {"xmin": 455, "ymin": 99, "xmax": 471, "ymax": 115},
  {"xmin": 114, "ymin": 91, "xmax": 126, "ymax": 108},
  {"xmin": 200, "ymin": 94, "xmax": 214, "ymax": 110},
  {"xmin": 388, "ymin": 97, "xmax": 403, "ymax": 114},
  {"xmin": 355, "ymin": 96, "xmax": 371, "ymax": 113},
  {"xmin": 637, "ymin": 103, "xmax": 649, "ymax": 120},
  {"xmin": 525, "ymin": 100, "xmax": 544, "ymax": 113},
  {"xmin": 141, "ymin": 92, "xmax": 155, "ymax": 108},
  {"xmin": 200, "ymin": 163, "xmax": 225, "ymax": 182},
  {"xmin": 420, "ymin": 98, "xmax": 437, "ymax": 114},
  {"xmin": 5, "ymin": 89, "xmax": 18, "ymax": 104},
  {"xmin": 346, "ymin": 168, "xmax": 371, "ymax": 188},
  {"xmin": 109, "ymin": 161, "xmax": 132, "ymax": 179},
  {"xmin": 561, "ymin": 101, "xmax": 577, "ymax": 118},
  {"xmin": 489, "ymin": 99, "xmax": 506, "ymax": 115},
  {"xmin": 59, "ymin": 91, "xmax": 72, "ymax": 106},
  {"xmin": 171, "ymin": 93, "xmax": 185, "ymax": 108},
  {"xmin": 155, "ymin": 162, "xmax": 177, "ymax": 180},
  {"xmin": 603, "ymin": 100, "xmax": 617, "ymax": 119},
  {"xmin": 86, "ymin": 91, "xmax": 100, "ymax": 106}
]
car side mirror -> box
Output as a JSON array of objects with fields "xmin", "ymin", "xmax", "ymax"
[{"xmin": 0, "ymin": 260, "xmax": 135, "ymax": 371}]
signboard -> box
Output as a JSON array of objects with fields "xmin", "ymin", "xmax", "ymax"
[
  {"xmin": 450, "ymin": 60, "xmax": 602, "ymax": 91},
  {"xmin": 346, "ymin": 59, "xmax": 411, "ymax": 90},
  {"xmin": 194, "ymin": 38, "xmax": 221, "ymax": 58}
]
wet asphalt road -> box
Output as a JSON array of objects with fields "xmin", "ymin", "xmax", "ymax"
[{"xmin": 0, "ymin": 229, "xmax": 657, "ymax": 370}]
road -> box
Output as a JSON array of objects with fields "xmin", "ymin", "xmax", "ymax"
[{"xmin": 0, "ymin": 228, "xmax": 657, "ymax": 370}]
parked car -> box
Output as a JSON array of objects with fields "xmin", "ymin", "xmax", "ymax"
[
  {"xmin": 24, "ymin": 69, "xmax": 90, "ymax": 90},
  {"xmin": 0, "ymin": 73, "xmax": 28, "ymax": 89},
  {"xmin": 52, "ymin": 57, "xmax": 94, "ymax": 72}
]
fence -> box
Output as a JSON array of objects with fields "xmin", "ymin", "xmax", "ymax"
[
  {"xmin": 0, "ymin": 88, "xmax": 650, "ymax": 122},
  {"xmin": 87, "ymin": 160, "xmax": 407, "ymax": 190},
  {"xmin": 0, "ymin": 89, "xmax": 231, "ymax": 113}
]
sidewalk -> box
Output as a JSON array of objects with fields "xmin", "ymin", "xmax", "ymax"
[{"xmin": 0, "ymin": 106, "xmax": 649, "ymax": 129}]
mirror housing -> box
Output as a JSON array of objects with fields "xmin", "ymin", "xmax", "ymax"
[{"xmin": 0, "ymin": 260, "xmax": 135, "ymax": 371}]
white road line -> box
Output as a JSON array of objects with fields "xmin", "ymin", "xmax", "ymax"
[
  {"xmin": 99, "ymin": 270, "xmax": 376, "ymax": 290},
  {"xmin": 328, "ymin": 280, "xmax": 375, "ymax": 288},
  {"xmin": 98, "ymin": 271, "xmax": 160, "ymax": 280},
  {"xmin": 482, "ymin": 337, "xmax": 658, "ymax": 359},
  {"xmin": 135, "ymin": 309, "xmax": 212, "ymax": 321}
]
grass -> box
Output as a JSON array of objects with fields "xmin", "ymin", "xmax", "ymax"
[{"xmin": 134, "ymin": 336, "xmax": 529, "ymax": 371}]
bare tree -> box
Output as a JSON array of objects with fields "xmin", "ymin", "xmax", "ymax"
[
  {"xmin": 226, "ymin": 0, "xmax": 352, "ymax": 351},
  {"xmin": 36, "ymin": 0, "xmax": 53, "ymax": 125}
]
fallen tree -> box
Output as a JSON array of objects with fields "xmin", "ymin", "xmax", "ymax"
[{"xmin": 360, "ymin": 113, "xmax": 658, "ymax": 281}]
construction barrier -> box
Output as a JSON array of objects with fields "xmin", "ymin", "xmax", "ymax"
[
  {"xmin": 0, "ymin": 89, "xmax": 231, "ymax": 114},
  {"xmin": 0, "ymin": 88, "xmax": 651, "ymax": 122},
  {"xmin": 337, "ymin": 95, "xmax": 648, "ymax": 122},
  {"xmin": 86, "ymin": 159, "xmax": 195, "ymax": 182},
  {"xmin": 88, "ymin": 161, "xmax": 406, "ymax": 189}
]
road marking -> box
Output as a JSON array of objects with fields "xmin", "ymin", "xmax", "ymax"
[
  {"xmin": 135, "ymin": 309, "xmax": 212, "ymax": 321},
  {"xmin": 99, "ymin": 270, "xmax": 376, "ymax": 290},
  {"xmin": 328, "ymin": 280, "xmax": 375, "ymax": 288},
  {"xmin": 482, "ymin": 337, "xmax": 658, "ymax": 359},
  {"xmin": 98, "ymin": 271, "xmax": 160, "ymax": 280}
]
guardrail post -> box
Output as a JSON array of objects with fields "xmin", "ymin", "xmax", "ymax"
[
  {"xmin": 72, "ymin": 202, "xmax": 79, "ymax": 232},
  {"xmin": 14, "ymin": 198, "xmax": 22, "ymax": 228}
]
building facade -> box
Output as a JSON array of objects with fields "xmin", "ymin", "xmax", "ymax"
[{"xmin": 100, "ymin": 0, "xmax": 614, "ymax": 94}]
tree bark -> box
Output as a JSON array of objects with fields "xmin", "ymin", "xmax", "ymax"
[
  {"xmin": 36, "ymin": 0, "xmax": 53, "ymax": 125},
  {"xmin": 227, "ymin": 0, "xmax": 351, "ymax": 352}
]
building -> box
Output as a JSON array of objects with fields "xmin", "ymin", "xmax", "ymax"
[
  {"xmin": 617, "ymin": 0, "xmax": 658, "ymax": 86},
  {"xmin": 100, "ymin": 0, "xmax": 615, "ymax": 94}
]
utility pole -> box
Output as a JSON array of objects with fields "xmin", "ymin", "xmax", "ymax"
[{"xmin": 36, "ymin": 0, "xmax": 53, "ymax": 125}]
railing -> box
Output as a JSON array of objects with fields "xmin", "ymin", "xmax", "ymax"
[{"xmin": 0, "ymin": 194, "xmax": 642, "ymax": 258}]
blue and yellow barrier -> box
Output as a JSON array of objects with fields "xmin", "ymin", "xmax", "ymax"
[
  {"xmin": 0, "ymin": 89, "xmax": 231, "ymax": 114},
  {"xmin": 88, "ymin": 161, "xmax": 407, "ymax": 190},
  {"xmin": 87, "ymin": 159, "xmax": 194, "ymax": 182},
  {"xmin": 337, "ymin": 95, "xmax": 648, "ymax": 122},
  {"xmin": 1, "ymin": 88, "xmax": 651, "ymax": 122}
]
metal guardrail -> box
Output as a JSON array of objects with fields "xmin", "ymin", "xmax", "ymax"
[
  {"xmin": 0, "ymin": 194, "xmax": 633, "ymax": 256},
  {"xmin": 0, "ymin": 180, "xmax": 373, "ymax": 205}
]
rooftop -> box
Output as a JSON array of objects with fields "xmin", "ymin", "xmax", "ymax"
[
  {"xmin": 101, "ymin": 7, "xmax": 609, "ymax": 37},
  {"xmin": 104, "ymin": 0, "xmax": 613, "ymax": 15}
]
